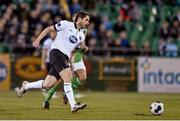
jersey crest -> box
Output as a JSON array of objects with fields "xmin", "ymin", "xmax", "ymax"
[{"xmin": 69, "ymin": 35, "xmax": 78, "ymax": 44}]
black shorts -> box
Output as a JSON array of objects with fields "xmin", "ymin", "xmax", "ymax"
[
  {"xmin": 46, "ymin": 62, "xmax": 51, "ymax": 72},
  {"xmin": 48, "ymin": 49, "xmax": 70, "ymax": 80}
]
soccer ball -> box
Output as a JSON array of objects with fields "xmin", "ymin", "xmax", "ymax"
[{"xmin": 150, "ymin": 101, "xmax": 164, "ymax": 115}]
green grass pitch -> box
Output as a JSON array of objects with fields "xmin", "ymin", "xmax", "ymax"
[{"xmin": 0, "ymin": 90, "xmax": 180, "ymax": 120}]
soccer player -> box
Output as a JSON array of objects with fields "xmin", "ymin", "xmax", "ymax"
[
  {"xmin": 43, "ymin": 28, "xmax": 88, "ymax": 109},
  {"xmin": 42, "ymin": 13, "xmax": 88, "ymax": 109},
  {"xmin": 17, "ymin": 10, "xmax": 90, "ymax": 113}
]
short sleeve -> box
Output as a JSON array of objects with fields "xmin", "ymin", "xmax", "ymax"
[
  {"xmin": 43, "ymin": 40, "xmax": 49, "ymax": 49},
  {"xmin": 54, "ymin": 20, "xmax": 69, "ymax": 31},
  {"xmin": 43, "ymin": 38, "xmax": 52, "ymax": 49}
]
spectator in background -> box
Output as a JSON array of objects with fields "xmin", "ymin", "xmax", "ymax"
[
  {"xmin": 33, "ymin": 24, "xmax": 44, "ymax": 43},
  {"xmin": 102, "ymin": 30, "xmax": 114, "ymax": 56},
  {"xmin": 42, "ymin": 0, "xmax": 59, "ymax": 15},
  {"xmin": 170, "ymin": 19, "xmax": 180, "ymax": 40},
  {"xmin": 102, "ymin": 15, "xmax": 112, "ymax": 30},
  {"xmin": 56, "ymin": 5, "xmax": 68, "ymax": 20},
  {"xmin": 119, "ymin": 3, "xmax": 130, "ymax": 21},
  {"xmin": 111, "ymin": 31, "xmax": 129, "ymax": 56},
  {"xmin": 88, "ymin": 37, "xmax": 97, "ymax": 48},
  {"xmin": 70, "ymin": 0, "xmax": 81, "ymax": 14},
  {"xmin": 130, "ymin": 41, "xmax": 137, "ymax": 49},
  {"xmin": 28, "ymin": 10, "xmax": 41, "ymax": 35},
  {"xmin": 159, "ymin": 20, "xmax": 171, "ymax": 40},
  {"xmin": 18, "ymin": 20, "xmax": 30, "ymax": 44},
  {"xmin": 90, "ymin": 10, "xmax": 102, "ymax": 32},
  {"xmin": 4, "ymin": 26, "xmax": 17, "ymax": 45},
  {"xmin": 10, "ymin": 15, "xmax": 19, "ymax": 29},
  {"xmin": 113, "ymin": 15, "xmax": 126, "ymax": 33},
  {"xmin": 13, "ymin": 20, "xmax": 30, "ymax": 53},
  {"xmin": 0, "ymin": 0, "xmax": 179, "ymax": 57},
  {"xmin": 174, "ymin": 9, "xmax": 180, "ymax": 22},
  {"xmin": 111, "ymin": 38, "xmax": 121, "ymax": 56},
  {"xmin": 103, "ymin": 30, "xmax": 114, "ymax": 48},
  {"xmin": 2, "ymin": 4, "xmax": 14, "ymax": 24},
  {"xmin": 97, "ymin": 24, "xmax": 106, "ymax": 46},
  {"xmin": 119, "ymin": 31, "xmax": 129, "ymax": 48},
  {"xmin": 158, "ymin": 38, "xmax": 166, "ymax": 56},
  {"xmin": 142, "ymin": 41, "xmax": 151, "ymax": 56},
  {"xmin": 128, "ymin": 0, "xmax": 142, "ymax": 22},
  {"xmin": 16, "ymin": 1, "xmax": 30, "ymax": 21},
  {"xmin": 129, "ymin": 40, "xmax": 140, "ymax": 55},
  {"xmin": 40, "ymin": 11, "xmax": 52, "ymax": 28},
  {"xmin": 86, "ymin": 22, "xmax": 97, "ymax": 39},
  {"xmin": 165, "ymin": 38, "xmax": 178, "ymax": 57},
  {"xmin": 85, "ymin": 22, "xmax": 97, "ymax": 55}
]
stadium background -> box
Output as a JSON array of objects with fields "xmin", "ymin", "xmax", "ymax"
[
  {"xmin": 0, "ymin": 0, "xmax": 180, "ymax": 92},
  {"xmin": 1, "ymin": 0, "xmax": 180, "ymax": 120}
]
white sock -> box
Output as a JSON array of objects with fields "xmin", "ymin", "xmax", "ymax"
[
  {"xmin": 64, "ymin": 83, "xmax": 76, "ymax": 108},
  {"xmin": 24, "ymin": 80, "xmax": 43, "ymax": 90}
]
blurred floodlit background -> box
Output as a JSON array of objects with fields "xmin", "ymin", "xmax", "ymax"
[{"xmin": 0, "ymin": 0, "xmax": 180, "ymax": 93}]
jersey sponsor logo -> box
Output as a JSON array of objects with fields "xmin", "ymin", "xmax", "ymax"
[
  {"xmin": 69, "ymin": 35, "xmax": 78, "ymax": 44},
  {"xmin": 0, "ymin": 62, "xmax": 8, "ymax": 81},
  {"xmin": 79, "ymin": 36, "xmax": 82, "ymax": 40}
]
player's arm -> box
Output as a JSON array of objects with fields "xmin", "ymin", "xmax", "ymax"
[
  {"xmin": 79, "ymin": 29, "xmax": 88, "ymax": 52},
  {"xmin": 33, "ymin": 26, "xmax": 56, "ymax": 48},
  {"xmin": 80, "ymin": 41, "xmax": 88, "ymax": 52}
]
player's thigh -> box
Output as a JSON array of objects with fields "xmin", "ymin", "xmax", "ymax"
[
  {"xmin": 73, "ymin": 61, "xmax": 86, "ymax": 80},
  {"xmin": 75, "ymin": 69, "xmax": 87, "ymax": 81},
  {"xmin": 59, "ymin": 68, "xmax": 72, "ymax": 83}
]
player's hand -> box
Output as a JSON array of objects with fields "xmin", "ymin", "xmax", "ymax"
[
  {"xmin": 33, "ymin": 40, "xmax": 40, "ymax": 48},
  {"xmin": 83, "ymin": 46, "xmax": 88, "ymax": 52}
]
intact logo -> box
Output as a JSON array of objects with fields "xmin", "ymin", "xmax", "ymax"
[
  {"xmin": 143, "ymin": 70, "xmax": 180, "ymax": 85},
  {"xmin": 0, "ymin": 62, "xmax": 8, "ymax": 81},
  {"xmin": 69, "ymin": 35, "xmax": 78, "ymax": 44}
]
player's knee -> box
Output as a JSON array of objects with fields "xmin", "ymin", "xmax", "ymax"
[
  {"xmin": 42, "ymin": 81, "xmax": 53, "ymax": 89},
  {"xmin": 42, "ymin": 83, "xmax": 50, "ymax": 89},
  {"xmin": 43, "ymin": 75, "xmax": 57, "ymax": 89},
  {"xmin": 78, "ymin": 74, "xmax": 87, "ymax": 81}
]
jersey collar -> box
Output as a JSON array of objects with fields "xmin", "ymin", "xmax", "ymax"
[{"xmin": 74, "ymin": 23, "xmax": 77, "ymax": 29}]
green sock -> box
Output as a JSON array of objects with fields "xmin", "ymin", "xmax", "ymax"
[
  {"xmin": 72, "ymin": 76, "xmax": 81, "ymax": 95},
  {"xmin": 45, "ymin": 84, "xmax": 60, "ymax": 102}
]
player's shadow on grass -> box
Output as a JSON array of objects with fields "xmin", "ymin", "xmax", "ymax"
[{"xmin": 134, "ymin": 113, "xmax": 152, "ymax": 116}]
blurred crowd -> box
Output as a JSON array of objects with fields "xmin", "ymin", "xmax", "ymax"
[
  {"xmin": 0, "ymin": 0, "xmax": 179, "ymax": 57},
  {"xmin": 158, "ymin": 15, "xmax": 180, "ymax": 57}
]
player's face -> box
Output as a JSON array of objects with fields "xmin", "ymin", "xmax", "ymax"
[{"xmin": 81, "ymin": 16, "xmax": 90, "ymax": 28}]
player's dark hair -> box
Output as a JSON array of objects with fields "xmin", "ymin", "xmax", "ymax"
[{"xmin": 74, "ymin": 10, "xmax": 90, "ymax": 22}]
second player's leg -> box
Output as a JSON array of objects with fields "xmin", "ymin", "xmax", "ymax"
[{"xmin": 43, "ymin": 79, "xmax": 62, "ymax": 109}]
